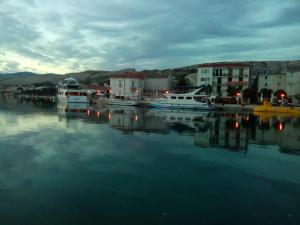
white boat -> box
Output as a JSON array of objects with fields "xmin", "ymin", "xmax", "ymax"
[
  {"xmin": 148, "ymin": 88, "xmax": 215, "ymax": 110},
  {"xmin": 107, "ymin": 98, "xmax": 140, "ymax": 106},
  {"xmin": 57, "ymin": 77, "xmax": 89, "ymax": 103}
]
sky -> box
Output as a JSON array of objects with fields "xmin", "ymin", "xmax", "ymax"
[{"xmin": 0, "ymin": 0, "xmax": 300, "ymax": 74}]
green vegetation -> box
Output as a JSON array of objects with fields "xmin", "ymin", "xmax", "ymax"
[
  {"xmin": 273, "ymin": 89, "xmax": 287, "ymax": 98},
  {"xmin": 242, "ymin": 87, "xmax": 257, "ymax": 103},
  {"xmin": 226, "ymin": 86, "xmax": 239, "ymax": 97}
]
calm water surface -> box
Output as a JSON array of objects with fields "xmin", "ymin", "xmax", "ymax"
[{"xmin": 0, "ymin": 99, "xmax": 300, "ymax": 225}]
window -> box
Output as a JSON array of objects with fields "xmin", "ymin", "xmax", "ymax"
[
  {"xmin": 239, "ymin": 68, "xmax": 244, "ymax": 76},
  {"xmin": 131, "ymin": 81, "xmax": 135, "ymax": 88},
  {"xmin": 178, "ymin": 97, "xmax": 184, "ymax": 100},
  {"xmin": 171, "ymin": 96, "xmax": 177, "ymax": 99},
  {"xmin": 278, "ymin": 82, "xmax": 280, "ymax": 86},
  {"xmin": 265, "ymin": 83, "xmax": 267, "ymax": 86},
  {"xmin": 228, "ymin": 77, "xmax": 232, "ymax": 82},
  {"xmin": 239, "ymin": 77, "xmax": 243, "ymax": 82},
  {"xmin": 186, "ymin": 97, "xmax": 192, "ymax": 100},
  {"xmin": 119, "ymin": 80, "xmax": 122, "ymax": 87},
  {"xmin": 265, "ymin": 76, "xmax": 268, "ymax": 79}
]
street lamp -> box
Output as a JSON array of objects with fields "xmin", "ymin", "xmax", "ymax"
[
  {"xmin": 280, "ymin": 93, "xmax": 285, "ymax": 106},
  {"xmin": 236, "ymin": 92, "xmax": 241, "ymax": 104}
]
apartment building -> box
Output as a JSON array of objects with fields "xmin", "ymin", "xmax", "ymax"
[
  {"xmin": 197, "ymin": 63, "xmax": 250, "ymax": 97},
  {"xmin": 110, "ymin": 72, "xmax": 145, "ymax": 100},
  {"xmin": 258, "ymin": 73, "xmax": 286, "ymax": 92},
  {"xmin": 286, "ymin": 66, "xmax": 300, "ymax": 97}
]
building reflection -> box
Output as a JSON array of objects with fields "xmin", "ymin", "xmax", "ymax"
[
  {"xmin": 195, "ymin": 113, "xmax": 249, "ymax": 153},
  {"xmin": 56, "ymin": 103, "xmax": 300, "ymax": 155}
]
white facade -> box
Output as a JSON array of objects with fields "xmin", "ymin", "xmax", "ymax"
[
  {"xmin": 197, "ymin": 64, "xmax": 250, "ymax": 97},
  {"xmin": 197, "ymin": 68, "xmax": 213, "ymax": 86},
  {"xmin": 258, "ymin": 73, "xmax": 286, "ymax": 93},
  {"xmin": 286, "ymin": 71, "xmax": 300, "ymax": 97},
  {"xmin": 144, "ymin": 76, "xmax": 171, "ymax": 91},
  {"xmin": 257, "ymin": 67, "xmax": 300, "ymax": 98},
  {"xmin": 110, "ymin": 77, "xmax": 144, "ymax": 100}
]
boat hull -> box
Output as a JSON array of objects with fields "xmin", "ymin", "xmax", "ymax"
[
  {"xmin": 107, "ymin": 99, "xmax": 140, "ymax": 106},
  {"xmin": 57, "ymin": 95, "xmax": 89, "ymax": 103},
  {"xmin": 148, "ymin": 102, "xmax": 213, "ymax": 110}
]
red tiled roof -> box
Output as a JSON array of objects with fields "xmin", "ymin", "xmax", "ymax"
[
  {"xmin": 198, "ymin": 62, "xmax": 249, "ymax": 68},
  {"xmin": 110, "ymin": 72, "xmax": 145, "ymax": 79},
  {"xmin": 87, "ymin": 85, "xmax": 110, "ymax": 92}
]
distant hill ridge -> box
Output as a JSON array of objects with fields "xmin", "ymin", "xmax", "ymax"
[{"xmin": 0, "ymin": 61, "xmax": 299, "ymax": 86}]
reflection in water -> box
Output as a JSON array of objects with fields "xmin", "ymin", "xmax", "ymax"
[
  {"xmin": 55, "ymin": 102, "xmax": 300, "ymax": 155},
  {"xmin": 1, "ymin": 99, "xmax": 300, "ymax": 225}
]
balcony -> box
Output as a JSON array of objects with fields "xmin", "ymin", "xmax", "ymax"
[{"xmin": 227, "ymin": 81, "xmax": 248, "ymax": 86}]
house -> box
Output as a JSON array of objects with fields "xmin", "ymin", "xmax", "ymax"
[
  {"xmin": 109, "ymin": 72, "xmax": 144, "ymax": 100},
  {"xmin": 258, "ymin": 72, "xmax": 286, "ymax": 93},
  {"xmin": 143, "ymin": 73, "xmax": 173, "ymax": 97},
  {"xmin": 286, "ymin": 66, "xmax": 300, "ymax": 98},
  {"xmin": 197, "ymin": 63, "xmax": 250, "ymax": 97}
]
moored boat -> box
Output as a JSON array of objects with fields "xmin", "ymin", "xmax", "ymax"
[
  {"xmin": 148, "ymin": 88, "xmax": 215, "ymax": 110},
  {"xmin": 57, "ymin": 77, "xmax": 89, "ymax": 103},
  {"xmin": 107, "ymin": 98, "xmax": 140, "ymax": 106}
]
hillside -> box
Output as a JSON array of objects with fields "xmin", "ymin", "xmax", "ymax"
[{"xmin": 0, "ymin": 60, "xmax": 299, "ymax": 86}]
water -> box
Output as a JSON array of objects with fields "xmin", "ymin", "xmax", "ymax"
[{"xmin": 0, "ymin": 99, "xmax": 300, "ymax": 225}]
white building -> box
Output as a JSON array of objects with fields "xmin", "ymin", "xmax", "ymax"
[
  {"xmin": 286, "ymin": 66, "xmax": 300, "ymax": 97},
  {"xmin": 143, "ymin": 73, "xmax": 173, "ymax": 96},
  {"xmin": 258, "ymin": 73, "xmax": 286, "ymax": 93},
  {"xmin": 110, "ymin": 72, "xmax": 144, "ymax": 100},
  {"xmin": 197, "ymin": 63, "xmax": 250, "ymax": 97}
]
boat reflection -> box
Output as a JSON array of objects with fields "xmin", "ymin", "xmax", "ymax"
[{"xmin": 56, "ymin": 103, "xmax": 300, "ymax": 155}]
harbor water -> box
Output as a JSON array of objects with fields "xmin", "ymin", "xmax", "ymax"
[{"xmin": 0, "ymin": 98, "xmax": 300, "ymax": 225}]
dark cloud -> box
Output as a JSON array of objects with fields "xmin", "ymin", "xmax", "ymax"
[{"xmin": 0, "ymin": 0, "xmax": 299, "ymax": 73}]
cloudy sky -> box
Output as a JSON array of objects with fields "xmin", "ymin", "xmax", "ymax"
[{"xmin": 0, "ymin": 0, "xmax": 300, "ymax": 74}]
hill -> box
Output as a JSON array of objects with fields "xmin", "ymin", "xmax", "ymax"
[{"xmin": 1, "ymin": 60, "xmax": 300, "ymax": 86}]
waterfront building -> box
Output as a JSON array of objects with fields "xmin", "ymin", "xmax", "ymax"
[
  {"xmin": 286, "ymin": 66, "xmax": 300, "ymax": 98},
  {"xmin": 258, "ymin": 72, "xmax": 286, "ymax": 93},
  {"xmin": 197, "ymin": 63, "xmax": 250, "ymax": 97},
  {"xmin": 109, "ymin": 72, "xmax": 144, "ymax": 100},
  {"xmin": 143, "ymin": 73, "xmax": 173, "ymax": 97}
]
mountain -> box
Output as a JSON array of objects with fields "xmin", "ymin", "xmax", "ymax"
[
  {"xmin": 0, "ymin": 69, "xmax": 135, "ymax": 86},
  {"xmin": 0, "ymin": 61, "xmax": 300, "ymax": 86},
  {"xmin": 0, "ymin": 72, "xmax": 41, "ymax": 80}
]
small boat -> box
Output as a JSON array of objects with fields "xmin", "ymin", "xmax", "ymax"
[
  {"xmin": 57, "ymin": 77, "xmax": 89, "ymax": 103},
  {"xmin": 107, "ymin": 97, "xmax": 140, "ymax": 106},
  {"xmin": 254, "ymin": 101, "xmax": 300, "ymax": 116},
  {"xmin": 148, "ymin": 88, "xmax": 215, "ymax": 110}
]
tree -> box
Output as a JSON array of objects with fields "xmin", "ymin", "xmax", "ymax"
[
  {"xmin": 242, "ymin": 87, "xmax": 257, "ymax": 104},
  {"xmin": 227, "ymin": 86, "xmax": 239, "ymax": 97},
  {"xmin": 176, "ymin": 77, "xmax": 190, "ymax": 87},
  {"xmin": 273, "ymin": 89, "xmax": 287, "ymax": 98},
  {"xmin": 259, "ymin": 88, "xmax": 273, "ymax": 99}
]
